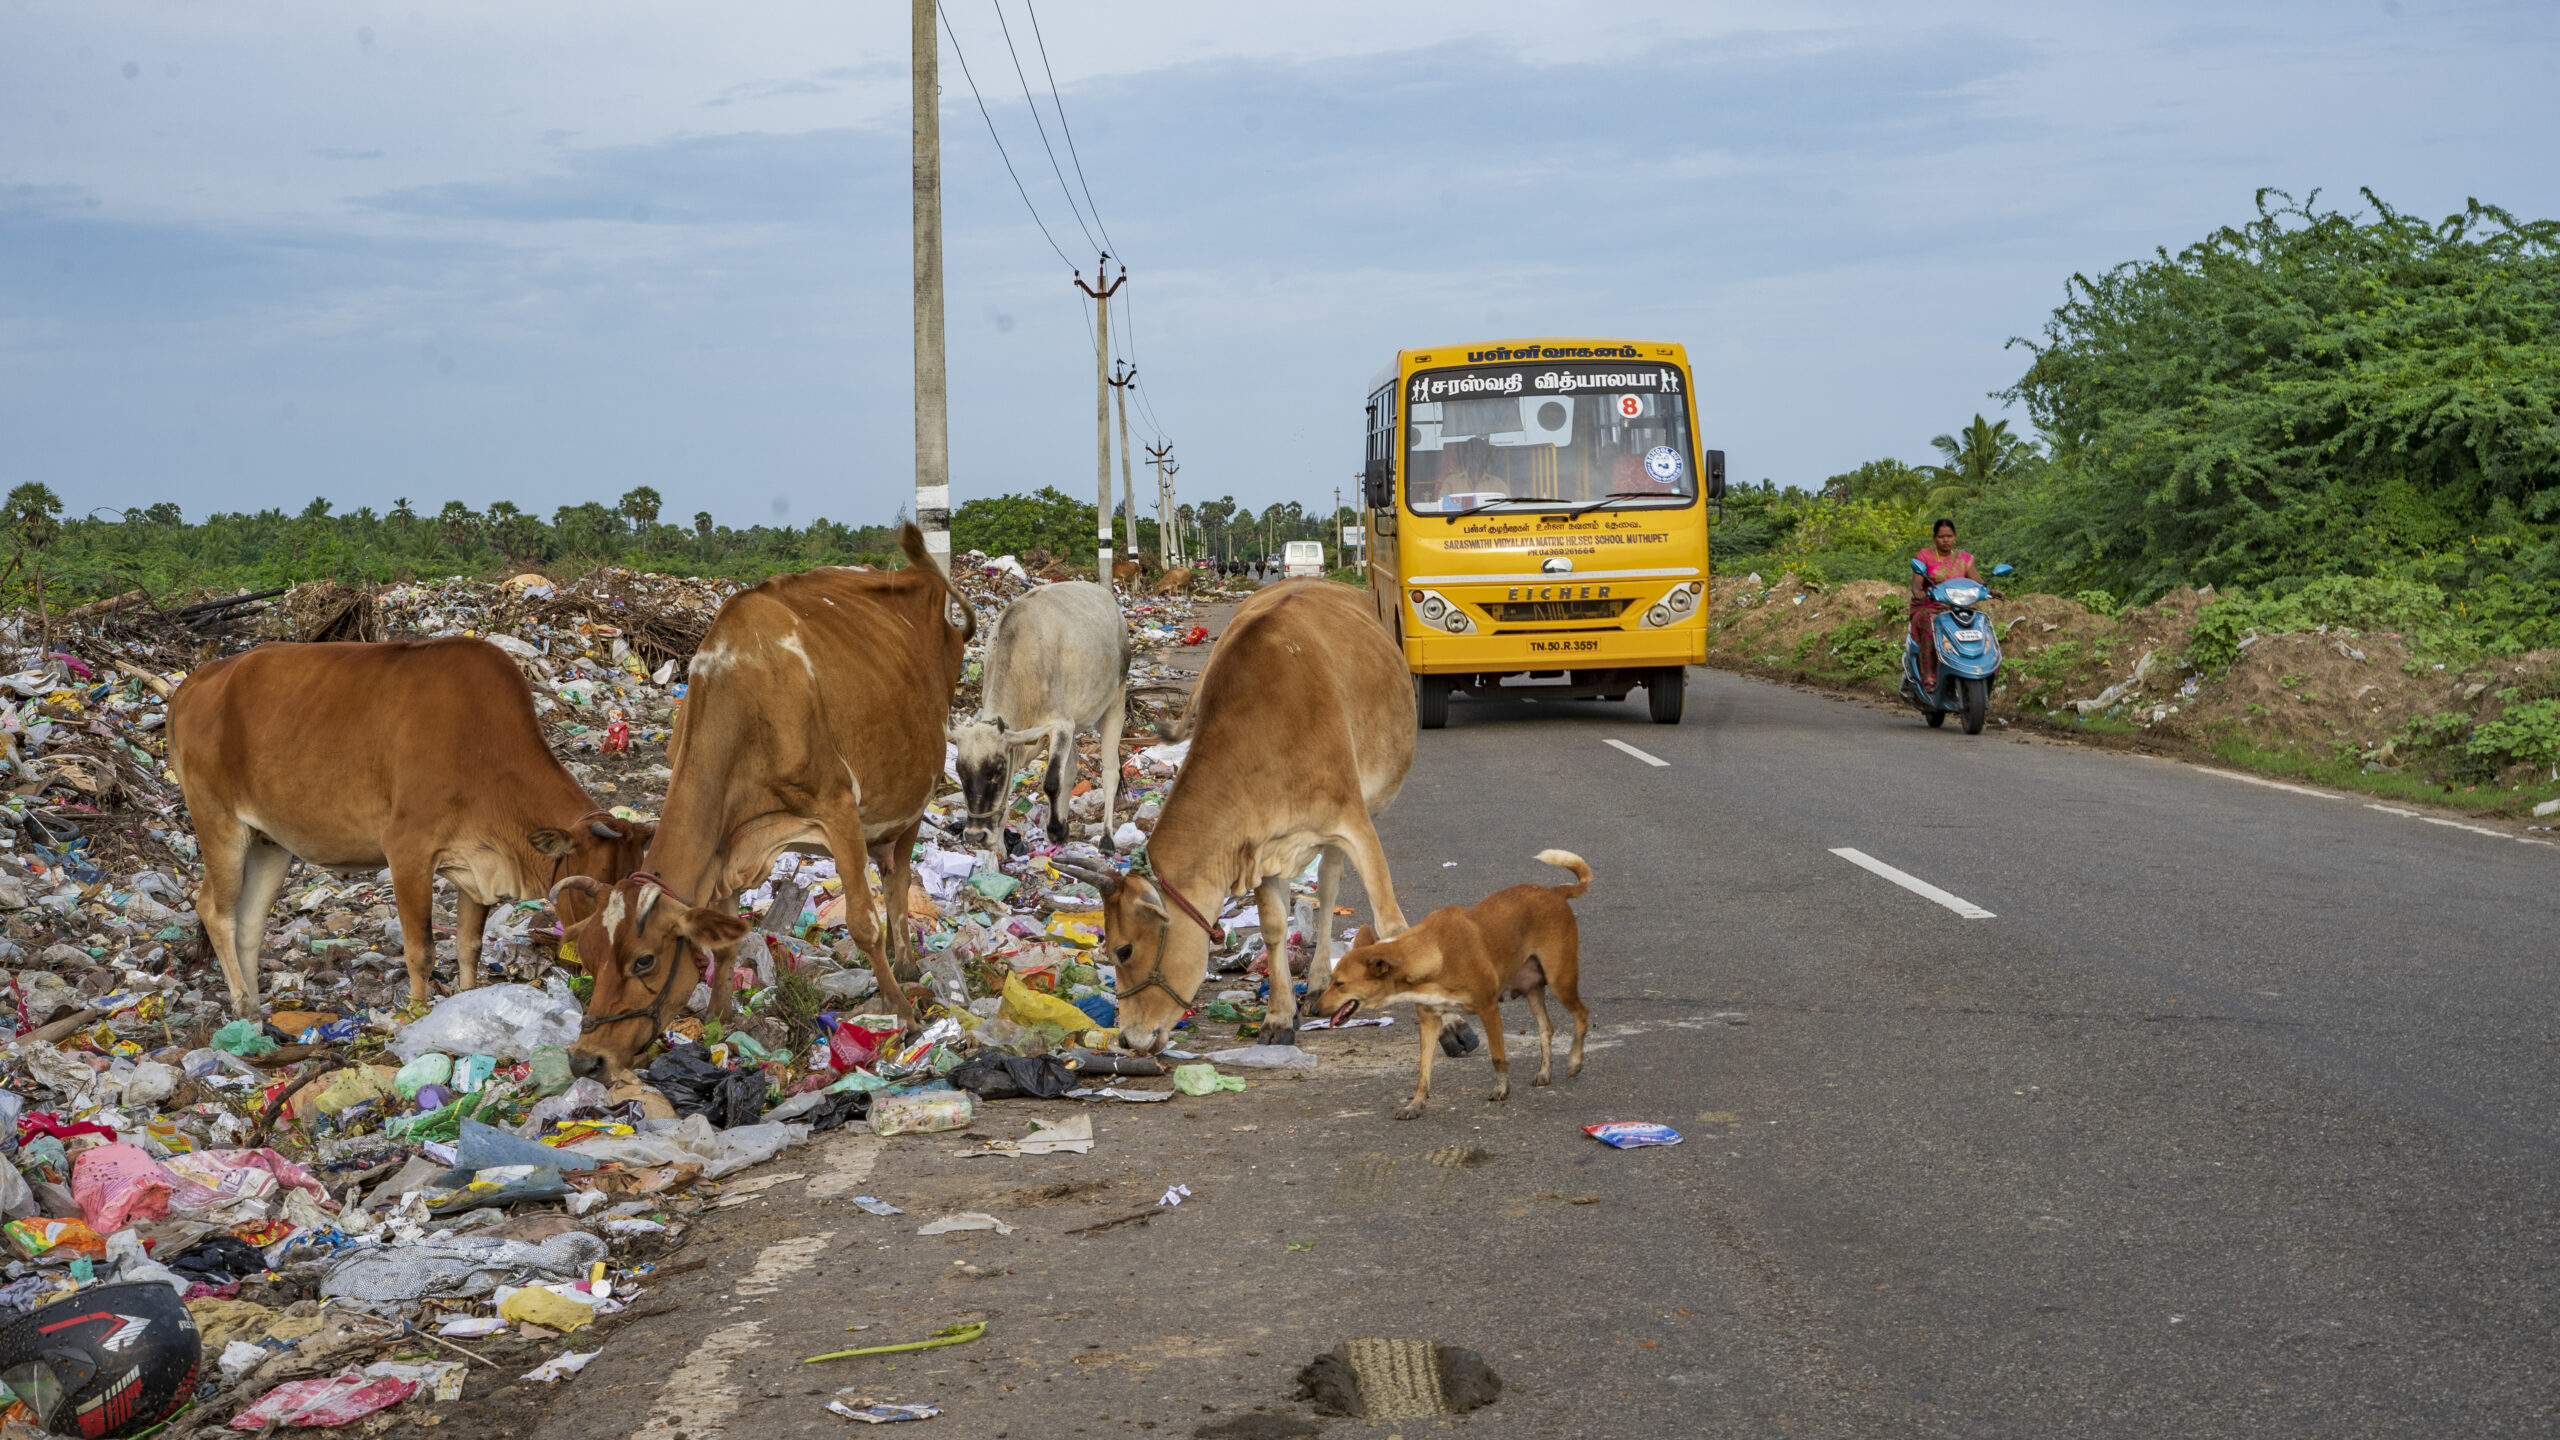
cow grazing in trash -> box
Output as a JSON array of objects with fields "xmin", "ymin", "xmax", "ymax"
[
  {"xmin": 1059, "ymin": 579, "xmax": 1415, "ymax": 1053},
  {"xmin": 560, "ymin": 522, "xmax": 976, "ymax": 1078},
  {"xmin": 949, "ymin": 579, "xmax": 1132, "ymax": 853},
  {"xmin": 168, "ymin": 637, "xmax": 656, "ymax": 1015}
]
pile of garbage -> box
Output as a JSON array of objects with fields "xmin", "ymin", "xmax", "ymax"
[{"xmin": 0, "ymin": 554, "xmax": 1285, "ymax": 1431}]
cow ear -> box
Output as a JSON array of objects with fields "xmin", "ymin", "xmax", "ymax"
[
  {"xmin": 528, "ymin": 827, "xmax": 574, "ymax": 858},
  {"xmin": 676, "ymin": 907, "xmax": 750, "ymax": 948},
  {"xmin": 1124, "ymin": 881, "xmax": 1169, "ymax": 926}
]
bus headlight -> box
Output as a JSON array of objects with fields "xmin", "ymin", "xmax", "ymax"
[
  {"xmin": 1646, "ymin": 606, "xmax": 1671, "ymax": 627},
  {"xmin": 1419, "ymin": 595, "xmax": 1446, "ymax": 623},
  {"xmin": 1666, "ymin": 584, "xmax": 1697, "ymax": 614},
  {"xmin": 1410, "ymin": 589, "xmax": 1470, "ymax": 633},
  {"xmin": 1443, "ymin": 610, "xmax": 1472, "ymax": 634}
]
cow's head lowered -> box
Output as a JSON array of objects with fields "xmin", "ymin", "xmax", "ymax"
[
  {"xmin": 1060, "ymin": 862, "xmax": 1209, "ymax": 1055},
  {"xmin": 527, "ymin": 814, "xmax": 657, "ymax": 927},
  {"xmin": 947, "ymin": 716, "xmax": 1068, "ymax": 848},
  {"xmin": 555, "ymin": 874, "xmax": 747, "ymax": 1079}
]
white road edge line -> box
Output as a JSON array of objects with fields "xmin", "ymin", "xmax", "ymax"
[
  {"xmin": 1603, "ymin": 738, "xmax": 1669, "ymax": 768},
  {"xmin": 2366, "ymin": 801, "xmax": 2548, "ymax": 845},
  {"xmin": 2197, "ymin": 767, "xmax": 2339, "ymax": 800},
  {"xmin": 1830, "ymin": 848, "xmax": 1996, "ymax": 919}
]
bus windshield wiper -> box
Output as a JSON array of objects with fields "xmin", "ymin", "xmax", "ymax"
[{"xmin": 1565, "ymin": 491, "xmax": 1683, "ymax": 517}]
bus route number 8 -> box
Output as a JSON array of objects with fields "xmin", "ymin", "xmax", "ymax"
[{"xmin": 1616, "ymin": 394, "xmax": 1645, "ymax": 419}]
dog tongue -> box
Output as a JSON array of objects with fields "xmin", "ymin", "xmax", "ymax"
[{"xmin": 1329, "ymin": 999, "xmax": 1359, "ymax": 1027}]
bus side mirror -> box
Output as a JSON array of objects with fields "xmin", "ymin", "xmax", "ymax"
[
  {"xmin": 1362, "ymin": 459, "xmax": 1394, "ymax": 510},
  {"xmin": 1703, "ymin": 449, "xmax": 1727, "ymax": 501}
]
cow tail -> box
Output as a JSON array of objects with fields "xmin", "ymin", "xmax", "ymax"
[
  {"xmin": 1534, "ymin": 849, "xmax": 1591, "ymax": 898},
  {"xmin": 900, "ymin": 521, "xmax": 978, "ymax": 644}
]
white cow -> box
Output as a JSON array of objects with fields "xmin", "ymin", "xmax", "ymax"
[{"xmin": 948, "ymin": 580, "xmax": 1133, "ymax": 851}]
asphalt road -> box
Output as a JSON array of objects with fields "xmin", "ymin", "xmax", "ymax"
[{"xmin": 523, "ymin": 667, "xmax": 2560, "ymax": 1440}]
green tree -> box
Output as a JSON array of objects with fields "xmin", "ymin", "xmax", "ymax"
[
  {"xmin": 620, "ymin": 486, "xmax": 663, "ymax": 529},
  {"xmin": 1994, "ymin": 188, "xmax": 2560, "ymax": 596},
  {"xmin": 1921, "ymin": 415, "xmax": 2037, "ymax": 508},
  {"xmin": 951, "ymin": 487, "xmax": 1101, "ymax": 561}
]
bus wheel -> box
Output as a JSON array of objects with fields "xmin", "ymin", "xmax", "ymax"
[
  {"xmin": 1647, "ymin": 667, "xmax": 1685, "ymax": 725},
  {"xmin": 1418, "ymin": 674, "xmax": 1451, "ymax": 730}
]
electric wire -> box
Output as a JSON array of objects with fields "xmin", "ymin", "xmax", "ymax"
[
  {"xmin": 991, "ymin": 0, "xmax": 1101, "ymax": 256},
  {"xmin": 1023, "ymin": 0, "xmax": 1118, "ymax": 257},
  {"xmin": 937, "ymin": 1, "xmax": 1075, "ymax": 272}
]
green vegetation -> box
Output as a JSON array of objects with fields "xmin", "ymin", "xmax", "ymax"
[{"xmin": 1716, "ymin": 189, "xmax": 2560, "ymax": 668}]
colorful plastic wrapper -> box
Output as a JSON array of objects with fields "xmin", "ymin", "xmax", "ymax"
[
  {"xmin": 1584, "ymin": 1122, "xmax": 1683, "ymax": 1149},
  {"xmin": 229, "ymin": 1370, "xmax": 420, "ymax": 1429},
  {"xmin": 868, "ymin": 1088, "xmax": 975, "ymax": 1138},
  {"xmin": 850, "ymin": 1196, "xmax": 903, "ymax": 1217},
  {"xmin": 875, "ymin": 1017, "xmax": 962, "ymax": 1079}
]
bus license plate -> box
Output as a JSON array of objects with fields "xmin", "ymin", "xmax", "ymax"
[{"xmin": 1529, "ymin": 639, "xmax": 1601, "ymax": 653}]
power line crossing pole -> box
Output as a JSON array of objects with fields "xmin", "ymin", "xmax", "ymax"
[
  {"xmin": 1145, "ymin": 441, "xmax": 1173, "ymax": 567},
  {"xmin": 1109, "ymin": 360, "xmax": 1139, "ymax": 580},
  {"xmin": 1073, "ymin": 255, "xmax": 1125, "ymax": 582}
]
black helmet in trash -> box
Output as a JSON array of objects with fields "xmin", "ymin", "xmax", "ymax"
[{"xmin": 0, "ymin": 1281, "xmax": 200, "ymax": 1438}]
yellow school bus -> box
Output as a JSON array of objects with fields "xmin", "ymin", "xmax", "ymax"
[{"xmin": 1359, "ymin": 338, "xmax": 1722, "ymax": 727}]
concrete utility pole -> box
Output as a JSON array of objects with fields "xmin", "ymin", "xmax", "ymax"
[
  {"xmin": 1109, "ymin": 360, "xmax": 1139, "ymax": 578},
  {"xmin": 1072, "ymin": 255, "xmax": 1125, "ymax": 580},
  {"xmin": 1145, "ymin": 441, "xmax": 1173, "ymax": 567},
  {"xmin": 910, "ymin": 0, "xmax": 951, "ymax": 570},
  {"xmin": 1333, "ymin": 484, "xmax": 1343, "ymax": 570}
]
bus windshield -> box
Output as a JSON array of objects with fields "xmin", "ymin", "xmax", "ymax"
[{"xmin": 1405, "ymin": 361, "xmax": 1695, "ymax": 514}]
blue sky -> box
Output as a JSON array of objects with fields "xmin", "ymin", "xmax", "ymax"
[{"xmin": 3, "ymin": 1, "xmax": 2555, "ymax": 530}]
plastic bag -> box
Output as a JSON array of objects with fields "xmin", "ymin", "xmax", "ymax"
[
  {"xmin": 825, "ymin": 1019, "xmax": 881, "ymax": 1072},
  {"xmin": 869, "ymin": 1088, "xmax": 975, "ymax": 1137},
  {"xmin": 210, "ymin": 1019, "xmax": 276, "ymax": 1057},
  {"xmin": 1000, "ymin": 973, "xmax": 1096, "ymax": 1032},
  {"xmin": 947, "ymin": 1054, "xmax": 1074, "ymax": 1102},
  {"xmin": 393, "ymin": 1054, "xmax": 451, "ymax": 1100},
  {"xmin": 230, "ymin": 1370, "xmax": 420, "ymax": 1428},
  {"xmin": 1172, "ymin": 1064, "xmax": 1246, "ymax": 1095},
  {"xmin": 69, "ymin": 1144, "xmax": 176, "ymax": 1233},
  {"xmin": 1203, "ymin": 1045, "xmax": 1317, "ymax": 1071},
  {"xmin": 526, "ymin": 1047, "xmax": 574, "ymax": 1098},
  {"xmin": 644, "ymin": 1044, "xmax": 769, "ymax": 1130},
  {"xmin": 556, "ymin": 1114, "xmax": 807, "ymax": 1180},
  {"xmin": 389, "ymin": 983, "xmax": 581, "ymax": 1062}
]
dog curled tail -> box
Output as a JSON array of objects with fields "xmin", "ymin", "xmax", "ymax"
[{"xmin": 1534, "ymin": 849, "xmax": 1591, "ymax": 898}]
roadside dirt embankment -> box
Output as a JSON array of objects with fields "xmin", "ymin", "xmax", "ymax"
[{"xmin": 1705, "ymin": 571, "xmax": 2560, "ymax": 800}]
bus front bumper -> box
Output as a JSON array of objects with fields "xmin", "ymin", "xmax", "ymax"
[{"xmin": 1406, "ymin": 626, "xmax": 1706, "ymax": 674}]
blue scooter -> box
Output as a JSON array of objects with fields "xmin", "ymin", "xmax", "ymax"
[{"xmin": 1902, "ymin": 560, "xmax": 2012, "ymax": 734}]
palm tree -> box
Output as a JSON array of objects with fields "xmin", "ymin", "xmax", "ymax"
[
  {"xmin": 1921, "ymin": 415, "xmax": 2038, "ymax": 508},
  {"xmin": 619, "ymin": 486, "xmax": 662, "ymax": 530}
]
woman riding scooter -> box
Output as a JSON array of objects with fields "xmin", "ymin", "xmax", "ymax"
[{"xmin": 1910, "ymin": 518, "xmax": 1994, "ymax": 694}]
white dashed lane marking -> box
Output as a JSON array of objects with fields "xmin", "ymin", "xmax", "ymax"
[
  {"xmin": 1603, "ymin": 738, "xmax": 1669, "ymax": 768},
  {"xmin": 1831, "ymin": 847, "xmax": 1996, "ymax": 920}
]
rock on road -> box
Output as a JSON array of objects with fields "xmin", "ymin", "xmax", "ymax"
[{"xmin": 515, "ymin": 667, "xmax": 2559, "ymax": 1440}]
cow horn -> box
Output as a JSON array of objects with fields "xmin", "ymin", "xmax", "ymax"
[
  {"xmin": 1051, "ymin": 861, "xmax": 1122, "ymax": 897},
  {"xmin": 549, "ymin": 875, "xmax": 607, "ymax": 909}
]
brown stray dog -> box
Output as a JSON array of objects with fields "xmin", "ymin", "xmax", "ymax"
[{"xmin": 1310, "ymin": 849, "xmax": 1593, "ymax": 1119}]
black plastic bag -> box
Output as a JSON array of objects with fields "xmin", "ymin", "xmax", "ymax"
[
  {"xmin": 646, "ymin": 1043, "xmax": 771, "ymax": 1129},
  {"xmin": 165, "ymin": 1235, "xmax": 270, "ymax": 1285},
  {"xmin": 948, "ymin": 1053, "xmax": 1074, "ymax": 1101},
  {"xmin": 801, "ymin": 1090, "xmax": 871, "ymax": 1133}
]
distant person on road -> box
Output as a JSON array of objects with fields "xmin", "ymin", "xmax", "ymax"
[{"xmin": 1911, "ymin": 518, "xmax": 1982, "ymax": 693}]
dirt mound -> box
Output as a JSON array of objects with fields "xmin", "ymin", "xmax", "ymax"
[{"xmin": 1707, "ymin": 573, "xmax": 1907, "ymax": 676}]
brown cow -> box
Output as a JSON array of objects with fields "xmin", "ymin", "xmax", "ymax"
[
  {"xmin": 168, "ymin": 639, "xmax": 655, "ymax": 1016},
  {"xmin": 1063, "ymin": 579, "xmax": 1415, "ymax": 1053},
  {"xmin": 557, "ymin": 523, "xmax": 975, "ymax": 1077}
]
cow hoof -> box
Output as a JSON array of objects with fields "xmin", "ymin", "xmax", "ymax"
[
  {"xmin": 1261, "ymin": 1023, "xmax": 1298, "ymax": 1048},
  {"xmin": 1097, "ymin": 831, "xmax": 1116, "ymax": 855},
  {"xmin": 1438, "ymin": 1022, "xmax": 1480, "ymax": 1058},
  {"xmin": 1393, "ymin": 1103, "xmax": 1424, "ymax": 1121}
]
